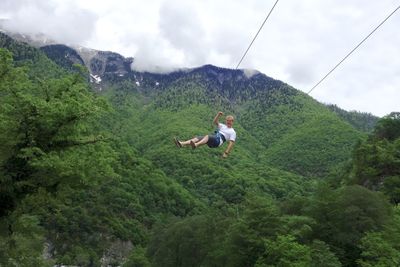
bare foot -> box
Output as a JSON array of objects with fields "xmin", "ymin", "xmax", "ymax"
[{"xmin": 174, "ymin": 137, "xmax": 182, "ymax": 148}]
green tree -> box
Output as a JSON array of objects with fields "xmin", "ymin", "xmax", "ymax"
[
  {"xmin": 215, "ymin": 196, "xmax": 282, "ymax": 267},
  {"xmin": 255, "ymin": 235, "xmax": 312, "ymax": 267},
  {"xmin": 0, "ymin": 47, "xmax": 124, "ymax": 264},
  {"xmin": 147, "ymin": 215, "xmax": 221, "ymax": 267},
  {"xmin": 0, "ymin": 215, "xmax": 52, "ymax": 266},
  {"xmin": 310, "ymin": 240, "xmax": 341, "ymax": 267},
  {"xmin": 280, "ymin": 215, "xmax": 316, "ymax": 243},
  {"xmin": 0, "ymin": 48, "xmax": 110, "ymax": 216},
  {"xmin": 349, "ymin": 113, "xmax": 400, "ymax": 203},
  {"xmin": 123, "ymin": 246, "xmax": 151, "ymax": 267},
  {"xmin": 357, "ymin": 232, "xmax": 400, "ymax": 267},
  {"xmin": 306, "ymin": 185, "xmax": 391, "ymax": 265},
  {"xmin": 373, "ymin": 112, "xmax": 400, "ymax": 141}
]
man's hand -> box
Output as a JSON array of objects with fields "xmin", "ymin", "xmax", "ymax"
[
  {"xmin": 213, "ymin": 111, "xmax": 224, "ymax": 126},
  {"xmin": 222, "ymin": 151, "xmax": 229, "ymax": 158}
]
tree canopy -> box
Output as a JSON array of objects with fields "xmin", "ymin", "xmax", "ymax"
[{"xmin": 0, "ymin": 37, "xmax": 398, "ymax": 266}]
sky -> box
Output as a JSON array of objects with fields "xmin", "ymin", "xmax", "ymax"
[{"xmin": 0, "ymin": 0, "xmax": 399, "ymax": 117}]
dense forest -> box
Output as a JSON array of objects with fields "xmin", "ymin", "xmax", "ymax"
[{"xmin": 1, "ymin": 33, "xmax": 400, "ymax": 266}]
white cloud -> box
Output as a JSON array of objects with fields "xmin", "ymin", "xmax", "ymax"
[
  {"xmin": 243, "ymin": 69, "xmax": 260, "ymax": 78},
  {"xmin": 158, "ymin": 0, "xmax": 206, "ymax": 65},
  {"xmin": 0, "ymin": 0, "xmax": 97, "ymax": 45}
]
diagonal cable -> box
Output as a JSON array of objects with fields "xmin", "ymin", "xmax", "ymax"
[
  {"xmin": 308, "ymin": 4, "xmax": 400, "ymax": 94},
  {"xmin": 235, "ymin": 0, "xmax": 280, "ymax": 69}
]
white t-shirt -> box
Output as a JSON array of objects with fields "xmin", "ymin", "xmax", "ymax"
[{"xmin": 218, "ymin": 123, "xmax": 236, "ymax": 142}]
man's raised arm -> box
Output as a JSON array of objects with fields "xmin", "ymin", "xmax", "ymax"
[{"xmin": 213, "ymin": 111, "xmax": 223, "ymax": 126}]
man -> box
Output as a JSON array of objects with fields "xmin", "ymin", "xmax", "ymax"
[{"xmin": 174, "ymin": 111, "xmax": 236, "ymax": 158}]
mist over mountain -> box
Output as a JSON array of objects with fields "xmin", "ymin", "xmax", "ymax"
[{"xmin": 1, "ymin": 31, "xmax": 397, "ymax": 267}]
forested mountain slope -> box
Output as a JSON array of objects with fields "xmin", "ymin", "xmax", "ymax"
[
  {"xmin": 37, "ymin": 39, "xmax": 368, "ymax": 179},
  {"xmin": 326, "ymin": 104, "xmax": 379, "ymax": 133},
  {"xmin": 2, "ymin": 32, "xmax": 398, "ymax": 267},
  {"xmin": 98, "ymin": 62, "xmax": 365, "ymax": 177}
]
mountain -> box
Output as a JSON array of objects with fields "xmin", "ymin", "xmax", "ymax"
[
  {"xmin": 326, "ymin": 104, "xmax": 379, "ymax": 132},
  {"xmin": 103, "ymin": 62, "xmax": 365, "ymax": 177},
  {"xmin": 2, "ymin": 32, "xmax": 397, "ymax": 267},
  {"xmin": 0, "ymin": 27, "xmax": 58, "ymax": 47},
  {"xmin": 40, "ymin": 44, "xmax": 85, "ymax": 71},
  {"xmin": 0, "ymin": 30, "xmax": 368, "ymax": 177}
]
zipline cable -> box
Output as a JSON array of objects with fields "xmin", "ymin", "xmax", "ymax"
[
  {"xmin": 235, "ymin": 0, "xmax": 280, "ymax": 70},
  {"xmin": 307, "ymin": 4, "xmax": 400, "ymax": 95}
]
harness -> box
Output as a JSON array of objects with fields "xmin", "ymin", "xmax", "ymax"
[{"xmin": 215, "ymin": 130, "xmax": 226, "ymax": 144}]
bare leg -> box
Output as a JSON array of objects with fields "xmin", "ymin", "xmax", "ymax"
[
  {"xmin": 180, "ymin": 137, "xmax": 200, "ymax": 147},
  {"xmin": 194, "ymin": 135, "xmax": 209, "ymax": 148}
]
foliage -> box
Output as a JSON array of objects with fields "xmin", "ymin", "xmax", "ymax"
[
  {"xmin": 373, "ymin": 112, "xmax": 400, "ymax": 141},
  {"xmin": 123, "ymin": 246, "xmax": 151, "ymax": 267},
  {"xmin": 239, "ymin": 91, "xmax": 364, "ymax": 177},
  {"xmin": 0, "ymin": 32, "xmax": 66, "ymax": 79},
  {"xmin": 40, "ymin": 44, "xmax": 85, "ymax": 72},
  {"xmin": 1, "ymin": 35, "xmax": 399, "ymax": 267},
  {"xmin": 309, "ymin": 240, "xmax": 342, "ymax": 267},
  {"xmin": 348, "ymin": 112, "xmax": 400, "ymax": 203},
  {"xmin": 0, "ymin": 48, "xmax": 109, "ymax": 215},
  {"xmin": 256, "ymin": 235, "xmax": 312, "ymax": 267},
  {"xmin": 0, "ymin": 46, "xmax": 204, "ymax": 264},
  {"xmin": 357, "ymin": 232, "xmax": 400, "ymax": 267},
  {"xmin": 326, "ymin": 104, "xmax": 378, "ymax": 133},
  {"xmin": 0, "ymin": 215, "xmax": 52, "ymax": 267},
  {"xmin": 303, "ymin": 184, "xmax": 392, "ymax": 265}
]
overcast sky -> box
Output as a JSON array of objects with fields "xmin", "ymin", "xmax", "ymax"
[{"xmin": 1, "ymin": 0, "xmax": 399, "ymax": 117}]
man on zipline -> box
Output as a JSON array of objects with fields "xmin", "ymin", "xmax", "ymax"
[{"xmin": 174, "ymin": 111, "xmax": 236, "ymax": 158}]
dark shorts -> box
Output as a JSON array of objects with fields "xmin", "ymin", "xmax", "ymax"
[{"xmin": 197, "ymin": 134, "xmax": 221, "ymax": 148}]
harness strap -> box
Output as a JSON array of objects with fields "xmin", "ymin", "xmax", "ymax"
[
  {"xmin": 215, "ymin": 129, "xmax": 226, "ymax": 144},
  {"xmin": 216, "ymin": 132, "xmax": 226, "ymax": 143},
  {"xmin": 220, "ymin": 133, "xmax": 226, "ymax": 142}
]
